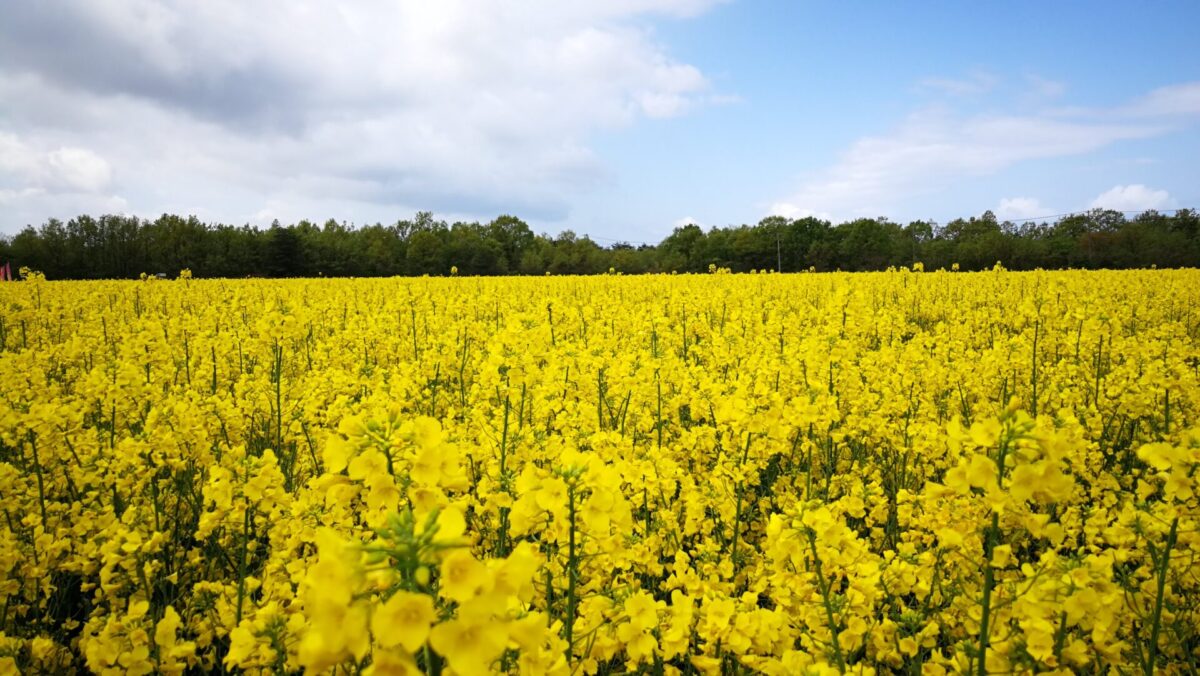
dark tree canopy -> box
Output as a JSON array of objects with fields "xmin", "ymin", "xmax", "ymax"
[{"xmin": 2, "ymin": 209, "xmax": 1198, "ymax": 279}]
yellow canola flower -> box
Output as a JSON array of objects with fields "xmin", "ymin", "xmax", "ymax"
[
  {"xmin": 439, "ymin": 549, "xmax": 490, "ymax": 602},
  {"xmin": 1, "ymin": 271, "xmax": 1198, "ymax": 674},
  {"xmin": 429, "ymin": 614, "xmax": 509, "ymax": 676},
  {"xmin": 364, "ymin": 649, "xmax": 422, "ymax": 676},
  {"xmin": 372, "ymin": 591, "xmax": 436, "ymax": 652}
]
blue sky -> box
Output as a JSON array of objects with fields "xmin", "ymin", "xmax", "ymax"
[
  {"xmin": 578, "ymin": 1, "xmax": 1200, "ymax": 242},
  {"xmin": 1, "ymin": 1, "xmax": 1198, "ymax": 240}
]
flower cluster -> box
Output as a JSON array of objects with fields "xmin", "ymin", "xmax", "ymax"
[{"xmin": 0, "ymin": 269, "xmax": 1198, "ymax": 673}]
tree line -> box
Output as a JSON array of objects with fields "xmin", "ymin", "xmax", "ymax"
[{"xmin": 1, "ymin": 208, "xmax": 1197, "ymax": 279}]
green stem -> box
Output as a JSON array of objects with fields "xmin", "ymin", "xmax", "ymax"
[
  {"xmin": 423, "ymin": 643, "xmax": 439, "ymax": 676},
  {"xmin": 806, "ymin": 529, "xmax": 845, "ymax": 673},
  {"xmin": 1052, "ymin": 611, "xmax": 1068, "ymax": 666},
  {"xmin": 497, "ymin": 397, "xmax": 511, "ymax": 557},
  {"xmin": 977, "ymin": 512, "xmax": 999, "ymax": 676},
  {"xmin": 730, "ymin": 434, "xmax": 753, "ymax": 576},
  {"xmin": 1145, "ymin": 517, "xmax": 1178, "ymax": 675},
  {"xmin": 655, "ymin": 374, "xmax": 663, "ymax": 449},
  {"xmin": 1030, "ymin": 318, "xmax": 1039, "ymax": 416},
  {"xmin": 564, "ymin": 481, "xmax": 579, "ymax": 664},
  {"xmin": 28, "ymin": 432, "xmax": 48, "ymax": 532},
  {"xmin": 235, "ymin": 506, "xmax": 251, "ymax": 624}
]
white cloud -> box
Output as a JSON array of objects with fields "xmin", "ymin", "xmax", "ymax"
[
  {"xmin": 1047, "ymin": 82, "xmax": 1200, "ymax": 120},
  {"xmin": 766, "ymin": 204, "xmax": 832, "ymax": 222},
  {"xmin": 769, "ymin": 81, "xmax": 1200, "ymax": 222},
  {"xmin": 1089, "ymin": 184, "xmax": 1173, "ymax": 211},
  {"xmin": 996, "ymin": 197, "xmax": 1051, "ymax": 220},
  {"xmin": 769, "ymin": 108, "xmax": 1158, "ymax": 222},
  {"xmin": 46, "ymin": 147, "xmax": 113, "ymax": 192},
  {"xmin": 1024, "ymin": 74, "xmax": 1066, "ymax": 99},
  {"xmin": 0, "ymin": 188, "xmax": 128, "ymax": 226},
  {"xmin": 0, "ymin": 1, "xmax": 723, "ymax": 231},
  {"xmin": 918, "ymin": 71, "xmax": 998, "ymax": 96},
  {"xmin": 672, "ymin": 216, "xmax": 702, "ymax": 228},
  {"xmin": 1121, "ymin": 82, "xmax": 1200, "ymax": 117},
  {"xmin": 0, "ymin": 132, "xmax": 115, "ymax": 196}
]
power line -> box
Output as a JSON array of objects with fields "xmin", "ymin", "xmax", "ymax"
[{"xmin": 1003, "ymin": 207, "xmax": 1193, "ymax": 224}]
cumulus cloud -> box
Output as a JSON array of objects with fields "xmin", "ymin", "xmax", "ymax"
[
  {"xmin": 0, "ymin": 0, "xmax": 723, "ymax": 230},
  {"xmin": 672, "ymin": 216, "xmax": 702, "ymax": 228},
  {"xmin": 0, "ymin": 132, "xmax": 115, "ymax": 196},
  {"xmin": 45, "ymin": 148, "xmax": 114, "ymax": 193},
  {"xmin": 996, "ymin": 197, "xmax": 1051, "ymax": 220},
  {"xmin": 1089, "ymin": 184, "xmax": 1173, "ymax": 211}
]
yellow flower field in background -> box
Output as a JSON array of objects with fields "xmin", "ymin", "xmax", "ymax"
[{"xmin": 1, "ymin": 269, "xmax": 1198, "ymax": 674}]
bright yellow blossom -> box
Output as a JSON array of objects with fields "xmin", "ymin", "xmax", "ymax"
[
  {"xmin": 372, "ymin": 591, "xmax": 436, "ymax": 652},
  {"xmin": 1, "ymin": 270, "xmax": 1198, "ymax": 673}
]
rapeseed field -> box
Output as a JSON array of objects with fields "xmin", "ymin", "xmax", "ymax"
[{"xmin": 0, "ymin": 269, "xmax": 1197, "ymax": 674}]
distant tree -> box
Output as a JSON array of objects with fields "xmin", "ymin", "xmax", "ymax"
[
  {"xmin": 487, "ymin": 215, "xmax": 535, "ymax": 273},
  {"xmin": 837, "ymin": 218, "xmax": 900, "ymax": 271},
  {"xmin": 407, "ymin": 230, "xmax": 446, "ymax": 275},
  {"xmin": 518, "ymin": 240, "xmax": 552, "ymax": 275},
  {"xmin": 265, "ymin": 222, "xmax": 303, "ymax": 277},
  {"xmin": 3, "ymin": 207, "xmax": 1198, "ymax": 279},
  {"xmin": 659, "ymin": 224, "xmax": 705, "ymax": 272},
  {"xmin": 902, "ymin": 220, "xmax": 935, "ymax": 265}
]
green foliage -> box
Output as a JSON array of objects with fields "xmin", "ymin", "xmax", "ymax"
[{"xmin": 2, "ymin": 208, "xmax": 1198, "ymax": 279}]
